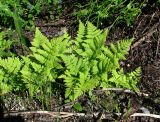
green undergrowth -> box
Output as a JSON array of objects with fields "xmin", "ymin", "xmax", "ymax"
[
  {"xmin": 74, "ymin": 0, "xmax": 148, "ymax": 27},
  {"xmin": 0, "ymin": 31, "xmax": 15, "ymax": 58},
  {"xmin": 0, "ymin": 0, "xmax": 63, "ymax": 47},
  {"xmin": 0, "ymin": 21, "xmax": 141, "ymax": 108}
]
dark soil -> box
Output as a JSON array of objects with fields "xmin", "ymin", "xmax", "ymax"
[{"xmin": 1, "ymin": 2, "xmax": 160, "ymax": 122}]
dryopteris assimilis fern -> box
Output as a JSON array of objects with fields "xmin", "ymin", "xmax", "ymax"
[
  {"xmin": 0, "ymin": 21, "xmax": 140, "ymax": 104},
  {"xmin": 60, "ymin": 21, "xmax": 141, "ymax": 100},
  {"xmin": 20, "ymin": 28, "xmax": 70, "ymax": 101},
  {"xmin": 0, "ymin": 28, "xmax": 70, "ymax": 103}
]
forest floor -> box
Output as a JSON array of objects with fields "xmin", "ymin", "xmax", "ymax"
[{"xmin": 1, "ymin": 2, "xmax": 160, "ymax": 122}]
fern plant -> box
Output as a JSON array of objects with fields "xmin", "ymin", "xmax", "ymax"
[
  {"xmin": 0, "ymin": 21, "xmax": 140, "ymax": 104},
  {"xmin": 0, "ymin": 28, "xmax": 70, "ymax": 101},
  {"xmin": 20, "ymin": 28, "xmax": 70, "ymax": 103},
  {"xmin": 60, "ymin": 21, "xmax": 141, "ymax": 100}
]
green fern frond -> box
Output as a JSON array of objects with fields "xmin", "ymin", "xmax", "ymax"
[
  {"xmin": 113, "ymin": 39, "xmax": 133, "ymax": 60},
  {"xmin": 0, "ymin": 81, "xmax": 12, "ymax": 95},
  {"xmin": 0, "ymin": 57, "xmax": 23, "ymax": 94},
  {"xmin": 0, "ymin": 57, "xmax": 22, "ymax": 74},
  {"xmin": 102, "ymin": 39, "xmax": 133, "ymax": 68},
  {"xmin": 126, "ymin": 67, "xmax": 141, "ymax": 91},
  {"xmin": 77, "ymin": 21, "xmax": 86, "ymax": 40},
  {"xmin": 21, "ymin": 28, "xmax": 70, "ymax": 99},
  {"xmin": 62, "ymin": 21, "xmax": 140, "ymax": 101},
  {"xmin": 31, "ymin": 28, "xmax": 51, "ymax": 51},
  {"xmin": 0, "ymin": 69, "xmax": 12, "ymax": 95},
  {"xmin": 86, "ymin": 21, "xmax": 102, "ymax": 39},
  {"xmin": 107, "ymin": 67, "xmax": 141, "ymax": 91}
]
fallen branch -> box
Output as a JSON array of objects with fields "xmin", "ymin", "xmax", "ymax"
[
  {"xmin": 131, "ymin": 113, "xmax": 160, "ymax": 119},
  {"xmin": 3, "ymin": 111, "xmax": 121, "ymax": 119},
  {"xmin": 3, "ymin": 111, "xmax": 160, "ymax": 120},
  {"xmin": 94, "ymin": 88, "xmax": 149, "ymax": 97},
  {"xmin": 3, "ymin": 111, "xmax": 75, "ymax": 118}
]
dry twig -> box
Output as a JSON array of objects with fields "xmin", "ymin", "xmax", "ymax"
[
  {"xmin": 4, "ymin": 111, "xmax": 160, "ymax": 120},
  {"xmin": 131, "ymin": 113, "xmax": 160, "ymax": 119},
  {"xmin": 94, "ymin": 88, "xmax": 149, "ymax": 97}
]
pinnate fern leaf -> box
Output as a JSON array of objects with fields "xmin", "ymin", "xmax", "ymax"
[
  {"xmin": 21, "ymin": 28, "xmax": 70, "ymax": 98},
  {"xmin": 61, "ymin": 21, "xmax": 140, "ymax": 100},
  {"xmin": 0, "ymin": 57, "xmax": 22, "ymax": 94}
]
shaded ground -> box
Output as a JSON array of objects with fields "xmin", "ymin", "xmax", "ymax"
[{"xmin": 1, "ymin": 2, "xmax": 160, "ymax": 122}]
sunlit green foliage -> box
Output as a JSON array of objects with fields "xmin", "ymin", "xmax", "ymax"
[
  {"xmin": 0, "ymin": 21, "xmax": 141, "ymax": 103},
  {"xmin": 60, "ymin": 21, "xmax": 141, "ymax": 100},
  {"xmin": 74, "ymin": 0, "xmax": 147, "ymax": 26}
]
